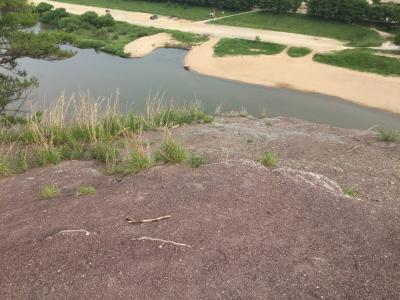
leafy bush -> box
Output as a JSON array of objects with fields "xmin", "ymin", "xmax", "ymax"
[
  {"xmin": 80, "ymin": 11, "xmax": 99, "ymax": 26},
  {"xmin": 35, "ymin": 2, "xmax": 53, "ymax": 14},
  {"xmin": 378, "ymin": 129, "xmax": 399, "ymax": 142}
]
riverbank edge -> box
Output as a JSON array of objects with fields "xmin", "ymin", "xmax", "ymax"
[{"xmin": 184, "ymin": 38, "xmax": 400, "ymax": 115}]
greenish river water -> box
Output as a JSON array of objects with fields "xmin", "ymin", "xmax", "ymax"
[{"xmin": 17, "ymin": 45, "xmax": 400, "ymax": 130}]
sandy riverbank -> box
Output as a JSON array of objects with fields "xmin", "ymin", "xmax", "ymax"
[
  {"xmin": 185, "ymin": 38, "xmax": 400, "ymax": 114},
  {"xmin": 124, "ymin": 33, "xmax": 178, "ymax": 57}
]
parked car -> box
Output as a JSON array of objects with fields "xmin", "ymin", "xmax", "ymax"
[{"xmin": 150, "ymin": 15, "xmax": 158, "ymax": 20}]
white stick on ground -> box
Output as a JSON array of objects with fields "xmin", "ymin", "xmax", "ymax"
[
  {"xmin": 57, "ymin": 229, "xmax": 91, "ymax": 236},
  {"xmin": 133, "ymin": 237, "xmax": 191, "ymax": 248},
  {"xmin": 126, "ymin": 215, "xmax": 171, "ymax": 225}
]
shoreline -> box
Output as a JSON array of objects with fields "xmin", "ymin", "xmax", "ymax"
[{"xmin": 184, "ymin": 38, "xmax": 400, "ymax": 115}]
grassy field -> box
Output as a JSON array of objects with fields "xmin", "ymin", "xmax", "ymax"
[
  {"xmin": 211, "ymin": 12, "xmax": 383, "ymax": 47},
  {"xmin": 287, "ymin": 47, "xmax": 311, "ymax": 57},
  {"xmin": 313, "ymin": 49, "xmax": 400, "ymax": 76},
  {"xmin": 214, "ymin": 38, "xmax": 286, "ymax": 56},
  {"xmin": 54, "ymin": 0, "xmax": 239, "ymax": 21}
]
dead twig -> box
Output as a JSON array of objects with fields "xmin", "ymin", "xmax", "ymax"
[
  {"xmin": 347, "ymin": 145, "xmax": 364, "ymax": 153},
  {"xmin": 133, "ymin": 236, "xmax": 191, "ymax": 248},
  {"xmin": 126, "ymin": 215, "xmax": 171, "ymax": 225},
  {"xmin": 139, "ymin": 174, "xmax": 153, "ymax": 180},
  {"xmin": 56, "ymin": 229, "xmax": 92, "ymax": 236}
]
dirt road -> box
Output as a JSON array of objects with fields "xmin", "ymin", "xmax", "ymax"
[{"xmin": 33, "ymin": 0, "xmax": 345, "ymax": 52}]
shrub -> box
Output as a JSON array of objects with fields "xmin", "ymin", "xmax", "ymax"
[
  {"xmin": 97, "ymin": 14, "xmax": 115, "ymax": 27},
  {"xmin": 40, "ymin": 185, "xmax": 60, "ymax": 198},
  {"xmin": 261, "ymin": 151, "xmax": 279, "ymax": 168},
  {"xmin": 80, "ymin": 11, "xmax": 99, "ymax": 26},
  {"xmin": 0, "ymin": 157, "xmax": 11, "ymax": 176},
  {"xmin": 35, "ymin": 2, "xmax": 53, "ymax": 14}
]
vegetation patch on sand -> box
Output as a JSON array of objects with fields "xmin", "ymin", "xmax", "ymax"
[
  {"xmin": 38, "ymin": 4, "xmax": 207, "ymax": 57},
  {"xmin": 214, "ymin": 38, "xmax": 286, "ymax": 57},
  {"xmin": 211, "ymin": 12, "xmax": 383, "ymax": 47},
  {"xmin": 53, "ymin": 0, "xmax": 238, "ymax": 21},
  {"xmin": 287, "ymin": 47, "xmax": 312, "ymax": 57},
  {"xmin": 313, "ymin": 48, "xmax": 400, "ymax": 76}
]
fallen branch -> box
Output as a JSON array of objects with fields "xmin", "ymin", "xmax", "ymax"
[
  {"xmin": 347, "ymin": 145, "xmax": 364, "ymax": 153},
  {"xmin": 56, "ymin": 229, "xmax": 92, "ymax": 236},
  {"xmin": 133, "ymin": 236, "xmax": 191, "ymax": 248},
  {"xmin": 126, "ymin": 215, "xmax": 171, "ymax": 225}
]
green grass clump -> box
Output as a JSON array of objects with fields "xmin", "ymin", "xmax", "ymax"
[
  {"xmin": 54, "ymin": 0, "xmax": 239, "ymax": 21},
  {"xmin": 40, "ymin": 185, "xmax": 61, "ymax": 198},
  {"xmin": 34, "ymin": 147, "xmax": 62, "ymax": 166},
  {"xmin": 156, "ymin": 139, "xmax": 188, "ymax": 163},
  {"xmin": 187, "ymin": 154, "xmax": 206, "ymax": 168},
  {"xmin": 113, "ymin": 150, "xmax": 152, "ymax": 175},
  {"xmin": 91, "ymin": 141, "xmax": 119, "ymax": 164},
  {"xmin": 211, "ymin": 12, "xmax": 383, "ymax": 47},
  {"xmin": 0, "ymin": 157, "xmax": 11, "ymax": 176},
  {"xmin": 214, "ymin": 38, "xmax": 286, "ymax": 57},
  {"xmin": 343, "ymin": 187, "xmax": 359, "ymax": 198},
  {"xmin": 0, "ymin": 151, "xmax": 29, "ymax": 176},
  {"xmin": 261, "ymin": 151, "xmax": 279, "ymax": 168},
  {"xmin": 287, "ymin": 47, "xmax": 312, "ymax": 57},
  {"xmin": 314, "ymin": 49, "xmax": 400, "ymax": 76},
  {"xmin": 76, "ymin": 186, "xmax": 97, "ymax": 196},
  {"xmin": 378, "ymin": 129, "xmax": 399, "ymax": 142}
]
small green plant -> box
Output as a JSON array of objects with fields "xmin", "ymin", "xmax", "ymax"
[
  {"xmin": 113, "ymin": 150, "xmax": 152, "ymax": 175},
  {"xmin": 0, "ymin": 157, "xmax": 11, "ymax": 176},
  {"xmin": 343, "ymin": 187, "xmax": 359, "ymax": 198},
  {"xmin": 156, "ymin": 138, "xmax": 188, "ymax": 163},
  {"xmin": 34, "ymin": 147, "xmax": 62, "ymax": 166},
  {"xmin": 287, "ymin": 47, "xmax": 312, "ymax": 57},
  {"xmin": 187, "ymin": 154, "xmax": 206, "ymax": 168},
  {"xmin": 76, "ymin": 186, "xmax": 97, "ymax": 196},
  {"xmin": 378, "ymin": 129, "xmax": 398, "ymax": 142},
  {"xmin": 40, "ymin": 185, "xmax": 60, "ymax": 198},
  {"xmin": 261, "ymin": 151, "xmax": 279, "ymax": 168}
]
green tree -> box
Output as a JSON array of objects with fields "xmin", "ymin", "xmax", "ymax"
[
  {"xmin": 0, "ymin": 0, "xmax": 72, "ymax": 114},
  {"xmin": 259, "ymin": 0, "xmax": 302, "ymax": 14}
]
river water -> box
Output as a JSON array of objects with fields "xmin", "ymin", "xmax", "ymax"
[{"xmin": 17, "ymin": 45, "xmax": 400, "ymax": 130}]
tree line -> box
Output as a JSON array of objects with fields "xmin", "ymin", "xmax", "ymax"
[{"xmin": 141, "ymin": 0, "xmax": 400, "ymax": 26}]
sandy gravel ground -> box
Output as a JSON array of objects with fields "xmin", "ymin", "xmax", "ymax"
[
  {"xmin": 124, "ymin": 33, "xmax": 177, "ymax": 58},
  {"xmin": 33, "ymin": 0, "xmax": 345, "ymax": 52},
  {"xmin": 186, "ymin": 38, "xmax": 400, "ymax": 114},
  {"xmin": 1, "ymin": 115, "xmax": 400, "ymax": 299}
]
